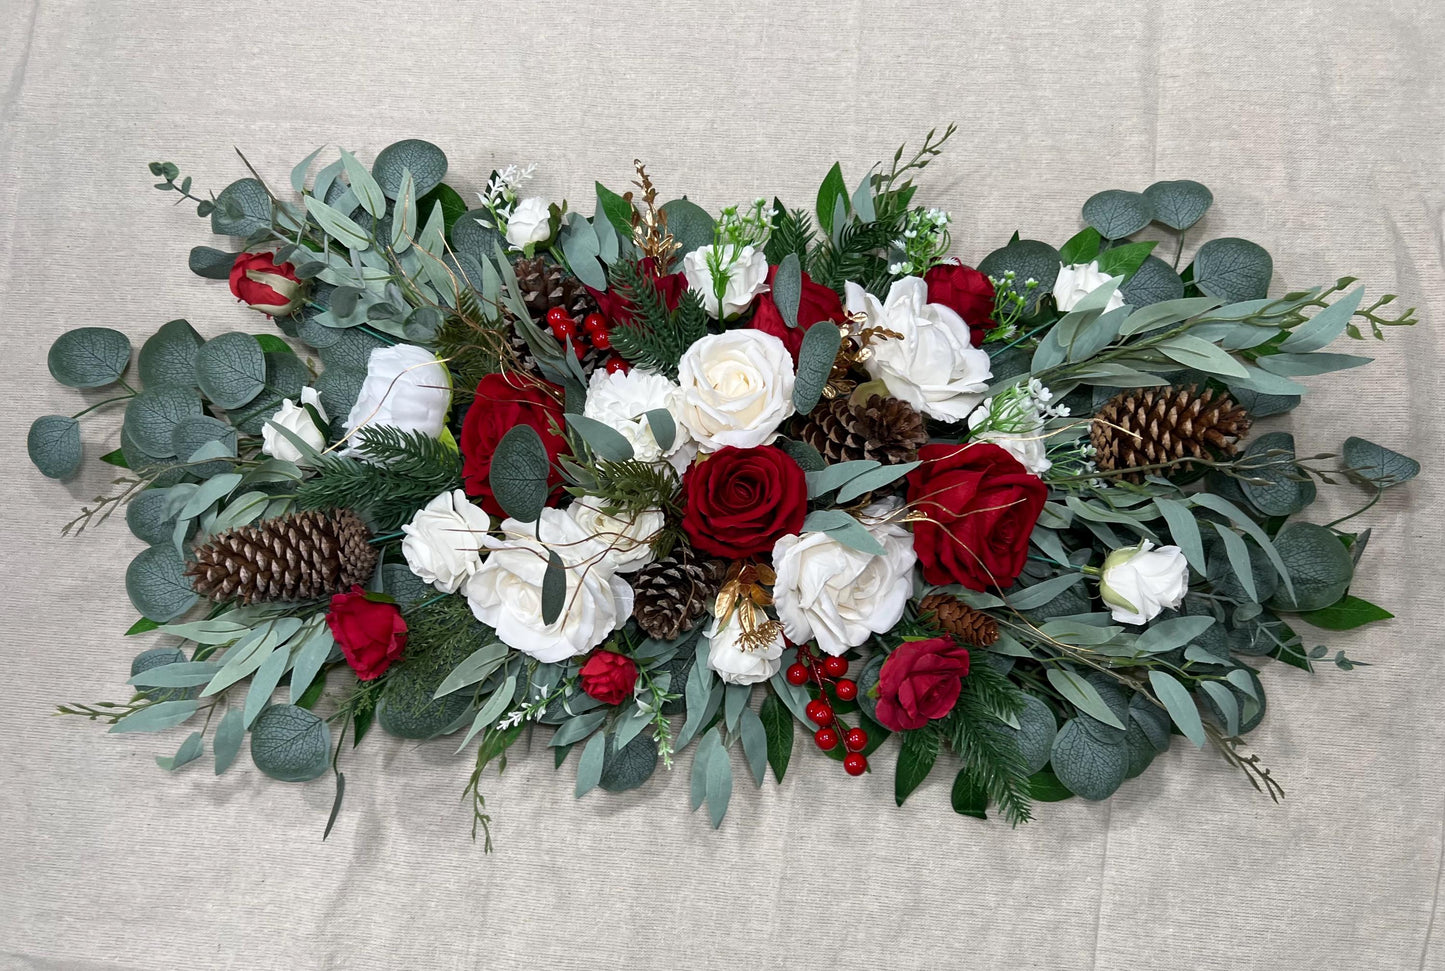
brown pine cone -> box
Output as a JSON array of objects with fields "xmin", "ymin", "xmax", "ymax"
[
  {"xmin": 186, "ymin": 509, "xmax": 378, "ymax": 605},
  {"xmin": 1091, "ymin": 385, "xmax": 1251, "ymax": 481},
  {"xmin": 512, "ymin": 256, "xmax": 598, "ymax": 321},
  {"xmin": 918, "ymin": 593, "xmax": 999, "ymax": 647},
  {"xmin": 631, "ymin": 550, "xmax": 728, "ymax": 642},
  {"xmin": 794, "ymin": 393, "xmax": 928, "ymax": 466}
]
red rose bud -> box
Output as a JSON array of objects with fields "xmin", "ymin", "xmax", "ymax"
[
  {"xmin": 681, "ymin": 445, "xmax": 807, "ymax": 559},
  {"xmin": 460, "ymin": 372, "xmax": 568, "ymax": 517},
  {"xmin": 906, "ymin": 442, "xmax": 1047, "ymax": 591},
  {"xmin": 924, "ymin": 262, "xmax": 995, "ymax": 346},
  {"xmin": 229, "ymin": 251, "xmax": 307, "ymax": 317},
  {"xmin": 579, "ymin": 650, "xmax": 639, "ymax": 706},
  {"xmin": 873, "ymin": 636, "xmax": 971, "ymax": 731},
  {"xmin": 748, "ymin": 263, "xmax": 848, "ymax": 365},
  {"xmin": 326, "ymin": 585, "xmax": 408, "ymax": 681}
]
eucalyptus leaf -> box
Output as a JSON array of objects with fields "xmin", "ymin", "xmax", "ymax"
[
  {"xmin": 541, "ymin": 550, "xmax": 566, "ymax": 626},
  {"xmin": 1143, "ymin": 180, "xmax": 1213, "ymax": 231},
  {"xmin": 339, "ymin": 148, "xmax": 387, "ymax": 219},
  {"xmin": 1342, "ymin": 436, "xmax": 1420, "ymax": 488},
  {"xmin": 1192, "ymin": 238, "xmax": 1273, "ymax": 302},
  {"xmin": 793, "ymin": 320, "xmax": 843, "ymax": 414},
  {"xmin": 977, "ymin": 239, "xmax": 1060, "ymax": 313},
  {"xmin": 211, "ymin": 178, "xmax": 271, "ymax": 237},
  {"xmin": 659, "ymin": 199, "xmax": 715, "ymax": 259},
  {"xmin": 373, "ymin": 139, "xmax": 447, "ymax": 200},
  {"xmin": 195, "ymin": 333, "xmax": 267, "ymax": 409},
  {"xmin": 1046, "ymin": 667, "xmax": 1126, "ymax": 730},
  {"xmin": 212, "ymin": 707, "xmax": 245, "ymax": 775},
  {"xmin": 249, "ymin": 703, "xmax": 332, "ymax": 782},
  {"xmin": 566, "ymin": 414, "xmax": 634, "ymax": 462},
  {"xmin": 489, "ymin": 424, "xmax": 551, "ymax": 522},
  {"xmin": 1147, "ymin": 670, "xmax": 1206, "ymax": 748},
  {"xmin": 138, "ymin": 319, "xmax": 204, "ymax": 388},
  {"xmin": 48, "ymin": 327, "xmax": 131, "ymax": 389},
  {"xmin": 773, "ymin": 253, "xmax": 802, "ymax": 328},
  {"xmin": 1267, "ymin": 522, "xmax": 1354, "ymax": 612},
  {"xmin": 1049, "ymin": 717, "xmax": 1128, "ymax": 800},
  {"xmin": 109, "ymin": 699, "xmax": 200, "ymax": 734},
  {"xmin": 1082, "ymin": 190, "xmax": 1152, "ymax": 240},
  {"xmin": 27, "ymin": 416, "xmax": 82, "ymax": 479},
  {"xmin": 125, "ymin": 544, "xmax": 198, "ymax": 622}
]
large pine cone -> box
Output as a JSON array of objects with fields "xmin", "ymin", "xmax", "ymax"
[
  {"xmin": 631, "ymin": 550, "xmax": 728, "ymax": 642},
  {"xmin": 1091, "ymin": 385, "xmax": 1251, "ymax": 481},
  {"xmin": 186, "ymin": 509, "xmax": 378, "ymax": 605},
  {"xmin": 794, "ymin": 394, "xmax": 929, "ymax": 466},
  {"xmin": 918, "ymin": 593, "xmax": 999, "ymax": 647}
]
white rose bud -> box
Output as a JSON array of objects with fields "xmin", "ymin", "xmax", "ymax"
[
  {"xmin": 771, "ymin": 514, "xmax": 917, "ymax": 657},
  {"xmin": 505, "ymin": 196, "xmax": 554, "ymax": 250},
  {"xmin": 401, "ymin": 489, "xmax": 493, "ymax": 594},
  {"xmin": 567, "ymin": 498, "xmax": 665, "ymax": 574},
  {"xmin": 582, "ymin": 366, "xmax": 696, "ymax": 472},
  {"xmin": 683, "ymin": 243, "xmax": 770, "ymax": 319},
  {"xmin": 1053, "ymin": 261, "xmax": 1125, "ymax": 313},
  {"xmin": 676, "ymin": 330, "xmax": 795, "ymax": 451},
  {"xmin": 705, "ymin": 612, "xmax": 785, "ymax": 685},
  {"xmin": 343, "ymin": 344, "xmax": 452, "ymax": 457},
  {"xmin": 967, "ymin": 397, "xmax": 1052, "ymax": 476},
  {"xmin": 260, "ymin": 387, "xmax": 328, "ymax": 466},
  {"xmin": 462, "ymin": 508, "xmax": 634, "ymax": 663},
  {"xmin": 1099, "ymin": 540, "xmax": 1190, "ymax": 625},
  {"xmin": 848, "ymin": 277, "xmax": 992, "ymax": 422}
]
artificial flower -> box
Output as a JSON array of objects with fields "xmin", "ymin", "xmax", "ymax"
[
  {"xmin": 582, "ymin": 366, "xmax": 696, "ymax": 472},
  {"xmin": 260, "ymin": 387, "xmax": 328, "ymax": 466},
  {"xmin": 1053, "ymin": 260, "xmax": 1125, "ymax": 313},
  {"xmin": 343, "ymin": 344, "xmax": 452, "ymax": 455},
  {"xmin": 229, "ymin": 251, "xmax": 306, "ymax": 316},
  {"xmin": 681, "ymin": 445, "xmax": 807, "ymax": 559},
  {"xmin": 704, "ymin": 611, "xmax": 785, "ymax": 685},
  {"xmin": 401, "ymin": 488, "xmax": 492, "ymax": 594},
  {"xmin": 676, "ymin": 330, "xmax": 795, "ymax": 451},
  {"xmin": 461, "ymin": 372, "xmax": 568, "ymax": 517},
  {"xmin": 326, "ymin": 585, "xmax": 408, "ymax": 681},
  {"xmin": 682, "ymin": 243, "xmax": 770, "ymax": 319},
  {"xmin": 1099, "ymin": 540, "xmax": 1190, "ymax": 625},
  {"xmin": 579, "ymin": 650, "xmax": 638, "ymax": 706},
  {"xmin": 923, "ymin": 262, "xmax": 994, "ymax": 346},
  {"xmin": 873, "ymin": 636, "xmax": 971, "ymax": 731},
  {"xmin": 567, "ymin": 498, "xmax": 664, "ymax": 574},
  {"xmin": 505, "ymin": 196, "xmax": 553, "ymax": 250}
]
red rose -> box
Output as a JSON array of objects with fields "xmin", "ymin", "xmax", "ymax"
[
  {"xmin": 579, "ymin": 650, "xmax": 638, "ymax": 706},
  {"xmin": 924, "ymin": 263, "xmax": 994, "ymax": 346},
  {"xmin": 229, "ymin": 251, "xmax": 306, "ymax": 316},
  {"xmin": 587, "ymin": 258, "xmax": 688, "ymax": 328},
  {"xmin": 681, "ymin": 446, "xmax": 807, "ymax": 558},
  {"xmin": 461, "ymin": 372, "xmax": 568, "ymax": 517},
  {"xmin": 873, "ymin": 636, "xmax": 971, "ymax": 731},
  {"xmin": 326, "ymin": 586, "xmax": 408, "ymax": 681},
  {"xmin": 906, "ymin": 442, "xmax": 1047, "ymax": 591},
  {"xmin": 748, "ymin": 264, "xmax": 848, "ymax": 364}
]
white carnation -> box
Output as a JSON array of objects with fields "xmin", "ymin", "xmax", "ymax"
[
  {"xmin": 582, "ymin": 367, "xmax": 696, "ymax": 472},
  {"xmin": 683, "ymin": 243, "xmax": 770, "ymax": 319},
  {"xmin": 401, "ymin": 489, "xmax": 493, "ymax": 594},
  {"xmin": 261, "ymin": 387, "xmax": 328, "ymax": 466},
  {"xmin": 676, "ymin": 330, "xmax": 795, "ymax": 451}
]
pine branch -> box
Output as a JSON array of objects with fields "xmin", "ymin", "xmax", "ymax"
[
  {"xmin": 432, "ymin": 290, "xmax": 510, "ymax": 396},
  {"xmin": 296, "ymin": 426, "xmax": 463, "ymax": 530},
  {"xmin": 764, "ymin": 204, "xmax": 815, "ymax": 266},
  {"xmin": 943, "ymin": 662, "xmax": 1034, "ymax": 826},
  {"xmin": 607, "ymin": 260, "xmax": 709, "ymax": 379},
  {"xmin": 808, "ymin": 215, "xmax": 904, "ymax": 296}
]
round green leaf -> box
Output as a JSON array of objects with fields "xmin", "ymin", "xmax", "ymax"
[
  {"xmin": 1120, "ymin": 255, "xmax": 1185, "ymax": 308},
  {"xmin": 27, "ymin": 415, "xmax": 82, "ymax": 479},
  {"xmin": 1192, "ymin": 238, "xmax": 1273, "ymax": 302},
  {"xmin": 976, "ymin": 239, "xmax": 1060, "ymax": 313},
  {"xmin": 660, "ymin": 642, "xmax": 696, "ymax": 716},
  {"xmin": 1267, "ymin": 522, "xmax": 1354, "ymax": 612},
  {"xmin": 376, "ymin": 669, "xmax": 471, "ymax": 741},
  {"xmin": 1342, "ymin": 436, "xmax": 1420, "ymax": 489},
  {"xmin": 211, "ymin": 178, "xmax": 272, "ymax": 237},
  {"xmin": 855, "ymin": 653, "xmax": 884, "ymax": 724},
  {"xmin": 138, "ymin": 319, "xmax": 204, "ymax": 389},
  {"xmin": 317, "ymin": 328, "xmax": 387, "ymax": 372},
  {"xmin": 119, "ymin": 425, "xmax": 187, "ymax": 487},
  {"xmin": 1123, "ymin": 719, "xmax": 1157, "ymax": 779},
  {"xmin": 1227, "ymin": 610, "xmax": 1296, "ymax": 658},
  {"xmin": 1082, "ymin": 190, "xmax": 1152, "ymax": 239},
  {"xmin": 600, "ymin": 729, "xmax": 660, "ymax": 792},
  {"xmin": 122, "ymin": 385, "xmax": 202, "ymax": 458},
  {"xmin": 1049, "ymin": 717, "xmax": 1129, "ymax": 801},
  {"xmin": 1128, "ymin": 694, "xmax": 1172, "ymax": 754},
  {"xmin": 373, "ymin": 140, "xmax": 447, "ymax": 200},
  {"xmin": 250, "ymin": 703, "xmax": 332, "ymax": 782},
  {"xmin": 1239, "ymin": 431, "xmax": 1306, "ymax": 516},
  {"xmin": 381, "ymin": 563, "xmax": 433, "ymax": 610},
  {"xmin": 171, "ymin": 414, "xmax": 237, "ymax": 478},
  {"xmin": 230, "ymin": 352, "xmax": 313, "ymax": 435},
  {"xmin": 125, "ymin": 544, "xmax": 199, "ymax": 623},
  {"xmin": 196, "ymin": 332, "xmax": 267, "ymax": 409},
  {"xmin": 47, "ymin": 327, "xmax": 131, "ymax": 389},
  {"xmin": 489, "ymin": 424, "xmax": 551, "ymax": 522},
  {"xmin": 450, "ymin": 212, "xmax": 503, "ymax": 263},
  {"xmin": 1226, "ymin": 384, "xmax": 1299, "ymax": 418},
  {"xmin": 126, "ymin": 486, "xmax": 186, "ymax": 546},
  {"xmin": 659, "ymin": 199, "xmax": 715, "ymax": 258},
  {"xmin": 1143, "ymin": 180, "xmax": 1213, "ymax": 231},
  {"xmin": 314, "ymin": 366, "xmax": 367, "ymax": 437},
  {"xmin": 1005, "ymin": 693, "xmax": 1058, "ymax": 775}
]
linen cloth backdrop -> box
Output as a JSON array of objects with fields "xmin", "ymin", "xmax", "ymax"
[{"xmin": 2, "ymin": 1, "xmax": 1442, "ymax": 968}]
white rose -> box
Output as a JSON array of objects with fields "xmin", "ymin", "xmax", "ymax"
[
  {"xmin": 967, "ymin": 397, "xmax": 1051, "ymax": 476},
  {"xmin": 582, "ymin": 367, "xmax": 697, "ymax": 472},
  {"xmin": 343, "ymin": 344, "xmax": 452, "ymax": 456},
  {"xmin": 1099, "ymin": 540, "xmax": 1190, "ymax": 625},
  {"xmin": 567, "ymin": 498, "xmax": 664, "ymax": 574},
  {"xmin": 676, "ymin": 330, "xmax": 795, "ymax": 451},
  {"xmin": 847, "ymin": 277, "xmax": 992, "ymax": 422},
  {"xmin": 771, "ymin": 516, "xmax": 917, "ymax": 657},
  {"xmin": 705, "ymin": 612, "xmax": 785, "ymax": 685},
  {"xmin": 1053, "ymin": 261, "xmax": 1125, "ymax": 313},
  {"xmin": 683, "ymin": 243, "xmax": 770, "ymax": 319},
  {"xmin": 505, "ymin": 196, "xmax": 553, "ymax": 249},
  {"xmin": 462, "ymin": 508, "xmax": 634, "ymax": 663},
  {"xmin": 261, "ymin": 387, "xmax": 328, "ymax": 466},
  {"xmin": 401, "ymin": 489, "xmax": 493, "ymax": 594}
]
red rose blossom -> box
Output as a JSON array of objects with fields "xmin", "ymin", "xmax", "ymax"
[
  {"xmin": 681, "ymin": 446, "xmax": 807, "ymax": 558},
  {"xmin": 461, "ymin": 372, "xmax": 568, "ymax": 517},
  {"xmin": 905, "ymin": 442, "xmax": 1047, "ymax": 591},
  {"xmin": 586, "ymin": 257, "xmax": 687, "ymax": 328},
  {"xmin": 326, "ymin": 585, "xmax": 408, "ymax": 681},
  {"xmin": 873, "ymin": 636, "xmax": 971, "ymax": 731},
  {"xmin": 748, "ymin": 263, "xmax": 848, "ymax": 364},
  {"xmin": 579, "ymin": 650, "xmax": 638, "ymax": 706},
  {"xmin": 229, "ymin": 251, "xmax": 306, "ymax": 316},
  {"xmin": 924, "ymin": 262, "xmax": 994, "ymax": 346}
]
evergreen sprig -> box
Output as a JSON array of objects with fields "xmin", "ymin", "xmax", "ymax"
[
  {"xmin": 431, "ymin": 288, "xmax": 509, "ymax": 398},
  {"xmin": 942, "ymin": 662, "xmax": 1034, "ymax": 826},
  {"xmin": 297, "ymin": 426, "xmax": 463, "ymax": 530},
  {"xmin": 764, "ymin": 204, "xmax": 815, "ymax": 266},
  {"xmin": 808, "ymin": 214, "xmax": 905, "ymax": 296},
  {"xmin": 607, "ymin": 259, "xmax": 709, "ymax": 380}
]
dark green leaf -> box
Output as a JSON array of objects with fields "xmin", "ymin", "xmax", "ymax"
[
  {"xmin": 976, "ymin": 239, "xmax": 1060, "ymax": 313},
  {"xmin": 815, "ymin": 163, "xmax": 847, "ymax": 235},
  {"xmin": 48, "ymin": 327, "xmax": 131, "ymax": 389},
  {"xmin": 1143, "ymin": 180, "xmax": 1213, "ymax": 231},
  {"xmin": 138, "ymin": 319, "xmax": 204, "ymax": 388},
  {"xmin": 793, "ymin": 320, "xmax": 842, "ymax": 414},
  {"xmin": 1058, "ymin": 227, "xmax": 1102, "ymax": 265},
  {"xmin": 1239, "ymin": 431, "xmax": 1306, "ymax": 516},
  {"xmin": 1094, "ymin": 240, "xmax": 1157, "ymax": 280},
  {"xmin": 195, "ymin": 332, "xmax": 267, "ymax": 409},
  {"xmin": 1027, "ymin": 768, "xmax": 1075, "ymax": 802},
  {"xmin": 759, "ymin": 693, "xmax": 794, "ymax": 783},
  {"xmin": 1049, "ymin": 717, "xmax": 1129, "ymax": 800},
  {"xmin": 1120, "ymin": 255, "xmax": 1185, "ymax": 307},
  {"xmin": 1082, "ymin": 190, "xmax": 1152, "ymax": 239},
  {"xmin": 249, "ymin": 703, "xmax": 332, "ymax": 782},
  {"xmin": 1297, "ymin": 594, "xmax": 1394, "ymax": 630},
  {"xmin": 373, "ymin": 139, "xmax": 447, "ymax": 200},
  {"xmin": 27, "ymin": 415, "xmax": 82, "ymax": 479},
  {"xmin": 894, "ymin": 729, "xmax": 940, "ymax": 806},
  {"xmin": 1341, "ymin": 436, "xmax": 1420, "ymax": 489},
  {"xmin": 950, "ymin": 770, "xmax": 989, "ymax": 818},
  {"xmin": 1192, "ymin": 238, "xmax": 1273, "ymax": 302},
  {"xmin": 489, "ymin": 424, "xmax": 551, "ymax": 522},
  {"xmin": 1267, "ymin": 521, "xmax": 1355, "ymax": 612},
  {"xmin": 541, "ymin": 550, "xmax": 565, "ymax": 626},
  {"xmin": 595, "ymin": 182, "xmax": 635, "ymax": 239},
  {"xmin": 125, "ymin": 544, "xmax": 198, "ymax": 622},
  {"xmin": 599, "ymin": 730, "xmax": 659, "ymax": 792}
]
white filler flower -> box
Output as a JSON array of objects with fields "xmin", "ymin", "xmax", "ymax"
[
  {"xmin": 401, "ymin": 488, "xmax": 493, "ymax": 594},
  {"xmin": 676, "ymin": 330, "xmax": 795, "ymax": 451}
]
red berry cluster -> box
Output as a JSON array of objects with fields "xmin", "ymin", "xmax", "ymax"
[
  {"xmin": 786, "ymin": 648, "xmax": 869, "ymax": 776},
  {"xmin": 544, "ymin": 307, "xmax": 628, "ymax": 374}
]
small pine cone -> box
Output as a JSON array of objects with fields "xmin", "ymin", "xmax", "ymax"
[
  {"xmin": 512, "ymin": 256, "xmax": 598, "ymax": 321},
  {"xmin": 918, "ymin": 593, "xmax": 999, "ymax": 647},
  {"xmin": 186, "ymin": 509, "xmax": 378, "ymax": 605},
  {"xmin": 1091, "ymin": 385, "xmax": 1252, "ymax": 481},
  {"xmin": 631, "ymin": 551, "xmax": 728, "ymax": 642},
  {"xmin": 794, "ymin": 394, "xmax": 929, "ymax": 465}
]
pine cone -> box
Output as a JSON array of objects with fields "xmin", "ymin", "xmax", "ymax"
[
  {"xmin": 186, "ymin": 509, "xmax": 378, "ymax": 605},
  {"xmin": 506, "ymin": 257, "xmax": 608, "ymax": 379},
  {"xmin": 918, "ymin": 593, "xmax": 999, "ymax": 647},
  {"xmin": 794, "ymin": 394, "xmax": 928, "ymax": 465},
  {"xmin": 1091, "ymin": 385, "xmax": 1251, "ymax": 481},
  {"xmin": 631, "ymin": 551, "xmax": 728, "ymax": 641}
]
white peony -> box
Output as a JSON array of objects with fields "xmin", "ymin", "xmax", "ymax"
[
  {"xmin": 261, "ymin": 387, "xmax": 328, "ymax": 466},
  {"xmin": 705, "ymin": 612, "xmax": 785, "ymax": 685},
  {"xmin": 967, "ymin": 396, "xmax": 1051, "ymax": 476},
  {"xmin": 682, "ymin": 243, "xmax": 770, "ymax": 319},
  {"xmin": 505, "ymin": 196, "xmax": 553, "ymax": 249},
  {"xmin": 771, "ymin": 515, "xmax": 917, "ymax": 657},
  {"xmin": 401, "ymin": 489, "xmax": 493, "ymax": 595},
  {"xmin": 462, "ymin": 508, "xmax": 634, "ymax": 663},
  {"xmin": 582, "ymin": 367, "xmax": 696, "ymax": 472},
  {"xmin": 846, "ymin": 277, "xmax": 992, "ymax": 422},
  {"xmin": 343, "ymin": 344, "xmax": 452, "ymax": 456},
  {"xmin": 1053, "ymin": 261, "xmax": 1125, "ymax": 313},
  {"xmin": 676, "ymin": 330, "xmax": 795, "ymax": 451},
  {"xmin": 1099, "ymin": 540, "xmax": 1190, "ymax": 625},
  {"xmin": 567, "ymin": 498, "xmax": 664, "ymax": 574}
]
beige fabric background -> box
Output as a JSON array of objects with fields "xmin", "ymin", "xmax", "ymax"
[{"xmin": 1, "ymin": 1, "xmax": 1442, "ymax": 968}]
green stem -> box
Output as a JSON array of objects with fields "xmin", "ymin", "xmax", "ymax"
[
  {"xmin": 70, "ymin": 393, "xmax": 135, "ymax": 420},
  {"xmin": 1323, "ymin": 485, "xmax": 1384, "ymax": 530}
]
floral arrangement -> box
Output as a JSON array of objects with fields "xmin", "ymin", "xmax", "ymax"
[{"xmin": 30, "ymin": 130, "xmax": 1420, "ymax": 843}]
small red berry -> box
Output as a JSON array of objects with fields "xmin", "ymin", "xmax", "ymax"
[
  {"xmin": 588, "ymin": 329, "xmax": 612, "ymax": 351},
  {"xmin": 551, "ymin": 318, "xmax": 576, "ymax": 342},
  {"xmin": 604, "ymin": 357, "xmax": 629, "ymax": 375},
  {"xmin": 844, "ymin": 727, "xmax": 868, "ymax": 752},
  {"xmin": 545, "ymin": 306, "xmax": 572, "ymax": 328},
  {"xmin": 822, "ymin": 655, "xmax": 849, "ymax": 678},
  {"xmin": 813, "ymin": 727, "xmax": 839, "ymax": 751},
  {"xmin": 833, "ymin": 678, "xmax": 858, "ymax": 702},
  {"xmin": 805, "ymin": 699, "xmax": 834, "ymax": 727},
  {"xmin": 785, "ymin": 663, "xmax": 809, "ymax": 686},
  {"xmin": 583, "ymin": 313, "xmax": 607, "ymax": 333},
  {"xmin": 843, "ymin": 752, "xmax": 867, "ymax": 776}
]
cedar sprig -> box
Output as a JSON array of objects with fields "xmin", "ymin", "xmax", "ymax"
[
  {"xmin": 606, "ymin": 259, "xmax": 709, "ymax": 380},
  {"xmin": 940, "ymin": 661, "xmax": 1034, "ymax": 826},
  {"xmin": 296, "ymin": 426, "xmax": 463, "ymax": 530}
]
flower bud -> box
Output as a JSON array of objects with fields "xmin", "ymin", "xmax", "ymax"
[{"xmin": 229, "ymin": 251, "xmax": 307, "ymax": 316}]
